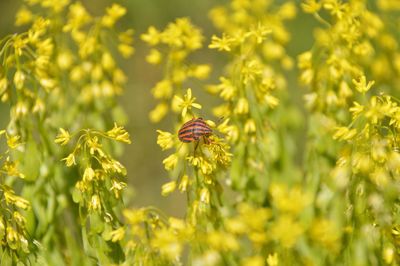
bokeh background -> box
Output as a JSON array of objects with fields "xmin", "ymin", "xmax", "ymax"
[{"xmin": 0, "ymin": 0, "xmax": 317, "ymax": 216}]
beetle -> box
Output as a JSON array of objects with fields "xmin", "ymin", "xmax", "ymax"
[{"xmin": 178, "ymin": 117, "xmax": 212, "ymax": 144}]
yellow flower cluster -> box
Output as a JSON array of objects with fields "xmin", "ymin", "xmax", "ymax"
[
  {"xmin": 56, "ymin": 125, "xmax": 130, "ymax": 217},
  {"xmin": 207, "ymin": 0, "xmax": 297, "ymax": 203},
  {"xmin": 142, "ymin": 18, "xmax": 211, "ymax": 123},
  {"xmin": 0, "ymin": 131, "xmax": 34, "ymax": 260},
  {"xmin": 156, "ymin": 89, "xmax": 232, "ymax": 224}
]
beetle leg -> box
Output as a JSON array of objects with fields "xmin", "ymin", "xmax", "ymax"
[{"xmin": 194, "ymin": 140, "xmax": 200, "ymax": 154}]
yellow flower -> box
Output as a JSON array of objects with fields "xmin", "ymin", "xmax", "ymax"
[
  {"xmin": 174, "ymin": 88, "xmax": 202, "ymax": 117},
  {"xmin": 109, "ymin": 227, "xmax": 125, "ymax": 242},
  {"xmin": 146, "ymin": 49, "xmax": 162, "ymax": 65},
  {"xmin": 6, "ymin": 134, "xmax": 22, "ymax": 149},
  {"xmin": 141, "ymin": 26, "xmax": 161, "ymax": 46},
  {"xmin": 246, "ymin": 23, "xmax": 271, "ymax": 44},
  {"xmin": 301, "ymin": 0, "xmax": 322, "ymax": 13},
  {"xmin": 118, "ymin": 44, "xmax": 135, "ymax": 58},
  {"xmin": 83, "ymin": 167, "xmax": 95, "ymax": 182},
  {"xmin": 15, "ymin": 6, "xmax": 33, "ymax": 26},
  {"xmin": 156, "ymin": 130, "xmax": 174, "ymax": 150},
  {"xmin": 106, "ymin": 123, "xmax": 131, "ymax": 144},
  {"xmin": 152, "ymin": 80, "xmax": 173, "ymax": 99},
  {"xmin": 209, "ymin": 33, "xmax": 235, "ymax": 52},
  {"xmin": 57, "ymin": 51, "xmax": 74, "ymax": 69},
  {"xmin": 161, "ymin": 181, "xmax": 177, "ymax": 196},
  {"xmin": 270, "ymin": 215, "xmax": 303, "ymax": 248},
  {"xmin": 242, "ymin": 256, "xmax": 264, "ymax": 266},
  {"xmin": 89, "ymin": 194, "xmax": 101, "ymax": 211},
  {"xmin": 178, "ymin": 175, "xmax": 190, "ymax": 192},
  {"xmin": 62, "ymin": 153, "xmax": 76, "ymax": 167},
  {"xmin": 234, "ymin": 97, "xmax": 249, "ymax": 115},
  {"xmin": 199, "ymin": 188, "xmax": 210, "ymax": 204},
  {"xmin": 149, "ymin": 103, "xmax": 169, "ymax": 123},
  {"xmin": 267, "ymin": 253, "xmax": 279, "ymax": 266},
  {"xmin": 163, "ymin": 154, "xmax": 178, "ymax": 171},
  {"xmin": 101, "ymin": 3, "xmax": 126, "ymax": 27},
  {"xmin": 13, "ymin": 70, "xmax": 25, "ymax": 90},
  {"xmin": 352, "ymin": 75, "xmax": 375, "ymax": 93},
  {"xmin": 55, "ymin": 128, "xmax": 71, "ymax": 145}
]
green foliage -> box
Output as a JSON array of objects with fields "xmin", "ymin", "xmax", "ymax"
[{"xmin": 1, "ymin": 0, "xmax": 400, "ymax": 265}]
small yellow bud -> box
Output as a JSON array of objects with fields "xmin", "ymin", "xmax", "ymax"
[
  {"xmin": 89, "ymin": 194, "xmax": 101, "ymax": 211},
  {"xmin": 83, "ymin": 167, "xmax": 95, "ymax": 182},
  {"xmin": 62, "ymin": 153, "xmax": 76, "ymax": 167},
  {"xmin": 149, "ymin": 103, "xmax": 169, "ymax": 123},
  {"xmin": 161, "ymin": 181, "xmax": 177, "ymax": 196},
  {"xmin": 57, "ymin": 51, "xmax": 73, "ymax": 70},
  {"xmin": 178, "ymin": 175, "xmax": 190, "ymax": 192},
  {"xmin": 234, "ymin": 98, "xmax": 249, "ymax": 115},
  {"xmin": 162, "ymin": 154, "xmax": 178, "ymax": 171},
  {"xmin": 199, "ymin": 188, "xmax": 210, "ymax": 204},
  {"xmin": 156, "ymin": 130, "xmax": 174, "ymax": 150},
  {"xmin": 146, "ymin": 49, "xmax": 162, "ymax": 65},
  {"xmin": 13, "ymin": 70, "xmax": 25, "ymax": 89}
]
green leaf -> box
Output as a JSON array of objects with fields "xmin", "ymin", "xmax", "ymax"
[{"xmin": 17, "ymin": 139, "xmax": 41, "ymax": 181}]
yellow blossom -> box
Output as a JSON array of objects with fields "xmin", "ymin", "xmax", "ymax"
[
  {"xmin": 55, "ymin": 128, "xmax": 71, "ymax": 145},
  {"xmin": 163, "ymin": 154, "xmax": 178, "ymax": 171},
  {"xmin": 15, "ymin": 6, "xmax": 33, "ymax": 26},
  {"xmin": 174, "ymin": 88, "xmax": 202, "ymax": 117},
  {"xmin": 267, "ymin": 253, "xmax": 279, "ymax": 266},
  {"xmin": 209, "ymin": 33, "xmax": 235, "ymax": 52},
  {"xmin": 156, "ymin": 130, "xmax": 174, "ymax": 150},
  {"xmin": 13, "ymin": 70, "xmax": 25, "ymax": 90},
  {"xmin": 242, "ymin": 256, "xmax": 264, "ymax": 266},
  {"xmin": 141, "ymin": 26, "xmax": 161, "ymax": 46},
  {"xmin": 106, "ymin": 123, "xmax": 131, "ymax": 144},
  {"xmin": 161, "ymin": 181, "xmax": 177, "ymax": 196},
  {"xmin": 352, "ymin": 76, "xmax": 375, "ymax": 93},
  {"xmin": 270, "ymin": 215, "xmax": 303, "ymax": 248},
  {"xmin": 146, "ymin": 49, "xmax": 162, "ymax": 64},
  {"xmin": 178, "ymin": 175, "xmax": 190, "ymax": 192},
  {"xmin": 62, "ymin": 153, "xmax": 76, "ymax": 167},
  {"xmin": 152, "ymin": 80, "xmax": 173, "ymax": 99},
  {"xmin": 302, "ymin": 0, "xmax": 322, "ymax": 13},
  {"xmin": 109, "ymin": 227, "xmax": 125, "ymax": 242},
  {"xmin": 149, "ymin": 103, "xmax": 169, "ymax": 123}
]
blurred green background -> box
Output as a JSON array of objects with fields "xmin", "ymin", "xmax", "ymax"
[{"xmin": 0, "ymin": 0, "xmax": 316, "ymax": 217}]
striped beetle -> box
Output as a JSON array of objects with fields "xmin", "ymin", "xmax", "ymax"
[{"xmin": 178, "ymin": 117, "xmax": 212, "ymax": 144}]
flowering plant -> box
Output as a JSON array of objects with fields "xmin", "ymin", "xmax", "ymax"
[{"xmin": 1, "ymin": 0, "xmax": 400, "ymax": 265}]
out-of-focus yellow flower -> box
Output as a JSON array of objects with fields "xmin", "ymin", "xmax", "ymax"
[
  {"xmin": 149, "ymin": 103, "xmax": 169, "ymax": 123},
  {"xmin": 108, "ymin": 227, "xmax": 125, "ymax": 242},
  {"xmin": 352, "ymin": 76, "xmax": 375, "ymax": 93},
  {"xmin": 178, "ymin": 175, "xmax": 190, "ymax": 192},
  {"xmin": 152, "ymin": 80, "xmax": 172, "ymax": 99},
  {"xmin": 101, "ymin": 3, "xmax": 126, "ymax": 28},
  {"xmin": 161, "ymin": 181, "xmax": 177, "ymax": 196},
  {"xmin": 241, "ymin": 256, "xmax": 264, "ymax": 266},
  {"xmin": 209, "ymin": 33, "xmax": 235, "ymax": 52},
  {"xmin": 270, "ymin": 215, "xmax": 303, "ymax": 248},
  {"xmin": 301, "ymin": 0, "xmax": 322, "ymax": 13},
  {"xmin": 267, "ymin": 253, "xmax": 279, "ymax": 266},
  {"xmin": 55, "ymin": 128, "xmax": 71, "ymax": 145},
  {"xmin": 141, "ymin": 26, "xmax": 161, "ymax": 46},
  {"xmin": 15, "ymin": 6, "xmax": 33, "ymax": 26},
  {"xmin": 162, "ymin": 154, "xmax": 178, "ymax": 171},
  {"xmin": 146, "ymin": 49, "xmax": 162, "ymax": 65},
  {"xmin": 156, "ymin": 130, "xmax": 174, "ymax": 150}
]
